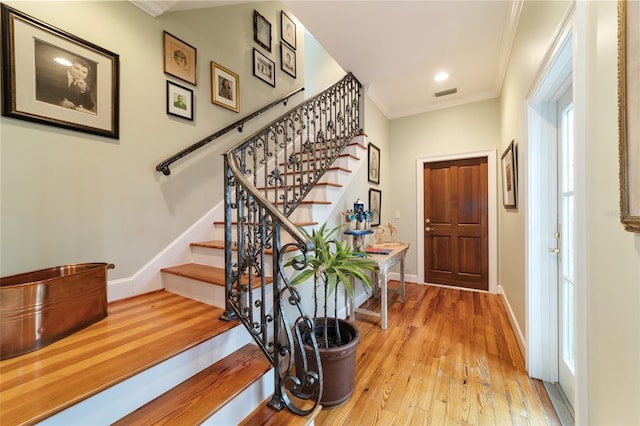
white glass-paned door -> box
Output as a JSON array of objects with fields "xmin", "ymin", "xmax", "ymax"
[{"xmin": 558, "ymin": 87, "xmax": 575, "ymax": 409}]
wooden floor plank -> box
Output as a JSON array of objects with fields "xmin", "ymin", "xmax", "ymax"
[{"xmin": 315, "ymin": 282, "xmax": 560, "ymax": 426}]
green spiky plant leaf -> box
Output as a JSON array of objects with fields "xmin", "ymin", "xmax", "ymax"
[{"xmin": 285, "ymin": 223, "xmax": 376, "ymax": 347}]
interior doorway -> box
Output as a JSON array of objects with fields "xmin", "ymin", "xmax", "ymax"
[
  {"xmin": 415, "ymin": 150, "xmax": 497, "ymax": 294},
  {"xmin": 423, "ymin": 157, "xmax": 489, "ymax": 291},
  {"xmin": 526, "ymin": 6, "xmax": 585, "ymax": 423}
]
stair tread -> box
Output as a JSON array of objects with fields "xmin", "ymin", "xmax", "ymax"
[
  {"xmin": 278, "ymin": 200, "xmax": 332, "ymax": 205},
  {"xmin": 213, "ymin": 221, "xmax": 318, "ymax": 227},
  {"xmin": 257, "ymin": 181, "xmax": 343, "ymax": 190},
  {"xmin": 191, "ymin": 240, "xmax": 300, "ymax": 254},
  {"xmin": 281, "ymin": 166, "xmax": 352, "ymax": 176},
  {"xmin": 113, "ymin": 344, "xmax": 271, "ymax": 425},
  {"xmin": 239, "ymin": 399, "xmax": 322, "ymax": 426},
  {"xmin": 279, "ymin": 152, "xmax": 359, "ymax": 165},
  {"xmin": 161, "ymin": 263, "xmax": 272, "ymax": 287},
  {"xmin": 0, "ymin": 291, "xmax": 237, "ymax": 426}
]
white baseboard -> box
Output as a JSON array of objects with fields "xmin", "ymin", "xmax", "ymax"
[
  {"xmin": 388, "ymin": 272, "xmax": 418, "ymax": 284},
  {"xmin": 497, "ymin": 285, "xmax": 526, "ymax": 358},
  {"xmin": 106, "ymin": 201, "xmax": 223, "ymax": 302}
]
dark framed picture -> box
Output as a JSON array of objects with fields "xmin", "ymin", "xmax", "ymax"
[
  {"xmin": 163, "ymin": 31, "xmax": 197, "ymax": 86},
  {"xmin": 281, "ymin": 11, "xmax": 296, "ymax": 49},
  {"xmin": 368, "ymin": 142, "xmax": 380, "ymax": 184},
  {"xmin": 253, "ymin": 10, "xmax": 271, "ymax": 52},
  {"xmin": 501, "ymin": 140, "xmax": 518, "ymax": 209},
  {"xmin": 211, "ymin": 62, "xmax": 239, "ymax": 113},
  {"xmin": 618, "ymin": 0, "xmax": 640, "ymax": 232},
  {"xmin": 166, "ymin": 80, "xmax": 193, "ymax": 121},
  {"xmin": 369, "ymin": 188, "xmax": 382, "ymax": 227},
  {"xmin": 280, "ymin": 43, "xmax": 296, "ymax": 78},
  {"xmin": 1, "ymin": 4, "xmax": 119, "ymax": 138},
  {"xmin": 253, "ymin": 48, "xmax": 275, "ymax": 87}
]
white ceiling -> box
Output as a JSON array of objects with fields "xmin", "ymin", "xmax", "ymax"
[{"xmin": 133, "ymin": 0, "xmax": 522, "ymax": 119}]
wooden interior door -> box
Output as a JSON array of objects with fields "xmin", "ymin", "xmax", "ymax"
[{"xmin": 423, "ymin": 157, "xmax": 488, "ymax": 290}]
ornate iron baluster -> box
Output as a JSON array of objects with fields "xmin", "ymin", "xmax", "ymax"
[{"xmin": 223, "ymin": 73, "xmax": 362, "ymax": 415}]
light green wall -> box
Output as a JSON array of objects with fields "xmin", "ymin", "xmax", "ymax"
[
  {"xmin": 388, "ymin": 98, "xmax": 502, "ymax": 276},
  {"xmin": 499, "ymin": 0, "xmax": 571, "ymax": 335},
  {"xmin": 0, "ymin": 1, "xmax": 305, "ymax": 279},
  {"xmin": 583, "ymin": 2, "xmax": 640, "ymax": 424}
]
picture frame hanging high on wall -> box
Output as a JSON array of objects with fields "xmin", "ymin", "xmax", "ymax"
[
  {"xmin": 253, "ymin": 10, "xmax": 271, "ymax": 52},
  {"xmin": 253, "ymin": 48, "xmax": 275, "ymax": 87},
  {"xmin": 501, "ymin": 140, "xmax": 518, "ymax": 209},
  {"xmin": 618, "ymin": 0, "xmax": 640, "ymax": 232},
  {"xmin": 1, "ymin": 4, "xmax": 120, "ymax": 139},
  {"xmin": 166, "ymin": 80, "xmax": 193, "ymax": 121},
  {"xmin": 163, "ymin": 31, "xmax": 197, "ymax": 86},
  {"xmin": 211, "ymin": 61, "xmax": 239, "ymax": 113},
  {"xmin": 280, "ymin": 43, "xmax": 296, "ymax": 78},
  {"xmin": 368, "ymin": 142, "xmax": 380, "ymax": 184},
  {"xmin": 281, "ymin": 11, "xmax": 296, "ymax": 49}
]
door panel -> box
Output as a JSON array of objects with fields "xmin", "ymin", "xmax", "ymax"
[{"xmin": 424, "ymin": 158, "xmax": 488, "ymax": 290}]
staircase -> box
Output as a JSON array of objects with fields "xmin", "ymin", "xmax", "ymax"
[{"xmin": 0, "ymin": 74, "xmax": 366, "ymax": 424}]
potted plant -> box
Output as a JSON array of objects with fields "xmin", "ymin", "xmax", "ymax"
[{"xmin": 285, "ymin": 222, "xmax": 376, "ymax": 408}]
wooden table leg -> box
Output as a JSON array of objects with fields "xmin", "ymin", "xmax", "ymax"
[
  {"xmin": 380, "ymin": 268, "xmax": 388, "ymax": 330},
  {"xmin": 400, "ymin": 257, "xmax": 405, "ymax": 303}
]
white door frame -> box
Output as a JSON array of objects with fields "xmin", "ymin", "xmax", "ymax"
[
  {"xmin": 415, "ymin": 150, "xmax": 498, "ymax": 294},
  {"xmin": 525, "ymin": 2, "xmax": 588, "ymax": 424}
]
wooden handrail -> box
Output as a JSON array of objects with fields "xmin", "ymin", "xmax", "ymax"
[{"xmin": 155, "ymin": 87, "xmax": 305, "ymax": 176}]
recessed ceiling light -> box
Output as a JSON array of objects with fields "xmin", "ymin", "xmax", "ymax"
[{"xmin": 434, "ymin": 72, "xmax": 449, "ymax": 82}]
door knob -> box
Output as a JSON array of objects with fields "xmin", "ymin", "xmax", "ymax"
[
  {"xmin": 425, "ymin": 218, "xmax": 431, "ymax": 224},
  {"xmin": 425, "ymin": 227, "xmax": 433, "ymax": 232}
]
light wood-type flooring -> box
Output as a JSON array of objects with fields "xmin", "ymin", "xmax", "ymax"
[{"xmin": 315, "ymin": 282, "xmax": 561, "ymax": 426}]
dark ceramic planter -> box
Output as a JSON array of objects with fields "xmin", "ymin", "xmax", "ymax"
[{"xmin": 297, "ymin": 318, "xmax": 361, "ymax": 408}]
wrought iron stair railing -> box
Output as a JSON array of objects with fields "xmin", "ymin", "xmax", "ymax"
[
  {"xmin": 223, "ymin": 72, "xmax": 362, "ymax": 415},
  {"xmin": 156, "ymin": 87, "xmax": 304, "ymax": 176}
]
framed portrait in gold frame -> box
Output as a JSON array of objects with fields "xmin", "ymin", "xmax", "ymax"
[
  {"xmin": 618, "ymin": 0, "xmax": 640, "ymax": 232},
  {"xmin": 211, "ymin": 62, "xmax": 239, "ymax": 113}
]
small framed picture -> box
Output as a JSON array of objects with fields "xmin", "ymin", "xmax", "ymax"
[
  {"xmin": 211, "ymin": 62, "xmax": 239, "ymax": 113},
  {"xmin": 501, "ymin": 140, "xmax": 518, "ymax": 209},
  {"xmin": 253, "ymin": 48, "xmax": 275, "ymax": 87},
  {"xmin": 166, "ymin": 80, "xmax": 193, "ymax": 121},
  {"xmin": 368, "ymin": 142, "xmax": 380, "ymax": 184},
  {"xmin": 1, "ymin": 4, "xmax": 120, "ymax": 138},
  {"xmin": 163, "ymin": 31, "xmax": 197, "ymax": 86},
  {"xmin": 281, "ymin": 11, "xmax": 296, "ymax": 49},
  {"xmin": 369, "ymin": 188, "xmax": 382, "ymax": 227},
  {"xmin": 280, "ymin": 43, "xmax": 296, "ymax": 78},
  {"xmin": 253, "ymin": 10, "xmax": 271, "ymax": 52}
]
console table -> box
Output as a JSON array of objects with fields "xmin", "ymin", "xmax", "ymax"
[{"xmin": 349, "ymin": 242, "xmax": 409, "ymax": 330}]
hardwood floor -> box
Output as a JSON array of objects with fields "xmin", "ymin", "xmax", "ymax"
[{"xmin": 315, "ymin": 282, "xmax": 561, "ymax": 425}]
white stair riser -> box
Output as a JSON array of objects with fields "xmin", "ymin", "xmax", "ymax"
[
  {"xmin": 288, "ymin": 202, "xmax": 333, "ymax": 223},
  {"xmin": 39, "ymin": 326, "xmax": 252, "ymax": 426},
  {"xmin": 261, "ymin": 183, "xmax": 342, "ymax": 203},
  {"xmin": 215, "ymin": 203, "xmax": 320, "ymax": 229},
  {"xmin": 163, "ymin": 273, "xmax": 275, "ymax": 311},
  {"xmin": 191, "ymin": 246, "xmax": 226, "ymax": 268},
  {"xmin": 163, "ymin": 273, "xmax": 226, "ymax": 308}
]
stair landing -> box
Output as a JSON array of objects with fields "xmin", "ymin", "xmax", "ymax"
[{"xmin": 0, "ymin": 290, "xmax": 236, "ymax": 425}]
